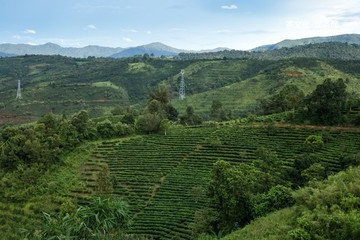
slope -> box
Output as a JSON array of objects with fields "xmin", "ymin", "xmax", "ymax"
[
  {"xmin": 221, "ymin": 165, "xmax": 360, "ymax": 240},
  {"xmin": 171, "ymin": 59, "xmax": 360, "ymax": 117},
  {"xmin": 77, "ymin": 125, "xmax": 360, "ymax": 239},
  {"xmin": 252, "ymin": 33, "xmax": 360, "ymax": 52}
]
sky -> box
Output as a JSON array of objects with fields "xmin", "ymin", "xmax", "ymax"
[{"xmin": 0, "ymin": 0, "xmax": 359, "ymax": 50}]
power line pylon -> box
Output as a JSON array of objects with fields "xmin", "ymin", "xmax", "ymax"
[
  {"xmin": 179, "ymin": 70, "xmax": 185, "ymax": 100},
  {"xmin": 16, "ymin": 79, "xmax": 22, "ymax": 100}
]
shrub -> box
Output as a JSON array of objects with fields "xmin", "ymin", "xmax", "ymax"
[
  {"xmin": 41, "ymin": 197, "xmax": 129, "ymax": 239},
  {"xmin": 301, "ymin": 163, "xmax": 327, "ymax": 182},
  {"xmin": 135, "ymin": 113, "xmax": 166, "ymax": 134},
  {"xmin": 96, "ymin": 120, "xmax": 115, "ymax": 138},
  {"xmin": 253, "ymin": 185, "xmax": 295, "ymax": 218},
  {"xmin": 288, "ymin": 228, "xmax": 311, "ymax": 240},
  {"xmin": 304, "ymin": 135, "xmax": 324, "ymax": 152}
]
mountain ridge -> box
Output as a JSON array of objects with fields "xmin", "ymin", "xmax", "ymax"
[
  {"xmin": 0, "ymin": 42, "xmax": 227, "ymax": 58},
  {"xmin": 252, "ymin": 33, "xmax": 360, "ymax": 52}
]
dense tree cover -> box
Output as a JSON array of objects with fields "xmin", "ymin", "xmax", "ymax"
[
  {"xmin": 192, "ymin": 131, "xmax": 356, "ymax": 238},
  {"xmin": 135, "ymin": 85, "xmax": 176, "ymax": 134},
  {"xmin": 220, "ymin": 166, "xmax": 360, "ymax": 240},
  {"xmin": 191, "ymin": 152, "xmax": 293, "ymax": 237},
  {"xmin": 0, "ymin": 110, "xmax": 133, "ymax": 170},
  {"xmin": 177, "ymin": 42, "xmax": 360, "ymax": 61},
  {"xmin": 180, "ymin": 106, "xmax": 203, "ymax": 125},
  {"xmin": 303, "ymin": 78, "xmax": 348, "ymax": 125},
  {"xmin": 260, "ymin": 85, "xmax": 305, "ymax": 115},
  {"xmin": 260, "ymin": 78, "xmax": 360, "ymax": 126}
]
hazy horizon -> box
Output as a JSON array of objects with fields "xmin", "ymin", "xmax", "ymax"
[{"xmin": 1, "ymin": 0, "xmax": 360, "ymax": 50}]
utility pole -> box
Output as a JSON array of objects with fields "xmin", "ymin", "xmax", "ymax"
[
  {"xmin": 179, "ymin": 70, "xmax": 185, "ymax": 100},
  {"xmin": 16, "ymin": 79, "xmax": 22, "ymax": 100}
]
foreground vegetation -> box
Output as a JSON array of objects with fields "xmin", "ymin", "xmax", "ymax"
[
  {"xmin": 1, "ymin": 53, "xmax": 360, "ymax": 239},
  {"xmin": 221, "ymin": 165, "xmax": 360, "ymax": 240}
]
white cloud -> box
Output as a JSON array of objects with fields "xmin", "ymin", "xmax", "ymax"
[
  {"xmin": 122, "ymin": 37, "xmax": 132, "ymax": 42},
  {"xmin": 27, "ymin": 42, "xmax": 38, "ymax": 45},
  {"xmin": 87, "ymin": 24, "xmax": 97, "ymax": 30},
  {"xmin": 145, "ymin": 30, "xmax": 152, "ymax": 34},
  {"xmin": 214, "ymin": 29, "xmax": 232, "ymax": 33},
  {"xmin": 12, "ymin": 35, "xmax": 21, "ymax": 39},
  {"xmin": 122, "ymin": 29, "xmax": 138, "ymax": 33},
  {"xmin": 24, "ymin": 29, "xmax": 36, "ymax": 34},
  {"xmin": 221, "ymin": 4, "xmax": 238, "ymax": 10}
]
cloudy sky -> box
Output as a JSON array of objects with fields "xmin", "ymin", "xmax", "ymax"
[{"xmin": 0, "ymin": 0, "xmax": 359, "ymax": 50}]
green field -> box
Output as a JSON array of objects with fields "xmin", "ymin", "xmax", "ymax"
[{"xmin": 75, "ymin": 124, "xmax": 360, "ymax": 239}]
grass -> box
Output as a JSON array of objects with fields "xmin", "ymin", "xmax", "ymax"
[
  {"xmin": 221, "ymin": 208, "xmax": 296, "ymax": 240},
  {"xmin": 91, "ymin": 81, "xmax": 123, "ymax": 90}
]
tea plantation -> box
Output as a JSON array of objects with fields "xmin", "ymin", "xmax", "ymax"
[{"xmin": 77, "ymin": 125, "xmax": 360, "ymax": 239}]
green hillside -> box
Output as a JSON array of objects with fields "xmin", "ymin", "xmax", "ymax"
[
  {"xmin": 177, "ymin": 42, "xmax": 360, "ymax": 61},
  {"xmin": 172, "ymin": 59, "xmax": 360, "ymax": 116},
  {"xmin": 73, "ymin": 125, "xmax": 360, "ymax": 239},
  {"xmin": 1, "ymin": 55, "xmax": 360, "ymax": 124},
  {"xmin": 221, "ymin": 165, "xmax": 360, "ymax": 240}
]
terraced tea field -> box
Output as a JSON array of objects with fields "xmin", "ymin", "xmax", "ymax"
[{"xmin": 79, "ymin": 125, "xmax": 360, "ymax": 239}]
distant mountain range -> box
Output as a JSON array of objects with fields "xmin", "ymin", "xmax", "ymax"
[
  {"xmin": 0, "ymin": 51, "xmax": 15, "ymax": 57},
  {"xmin": 110, "ymin": 42, "xmax": 189, "ymax": 58},
  {"xmin": 177, "ymin": 42, "xmax": 360, "ymax": 61},
  {"xmin": 252, "ymin": 34, "xmax": 360, "ymax": 52},
  {"xmin": 0, "ymin": 42, "xmax": 124, "ymax": 58},
  {"xmin": 0, "ymin": 42, "xmax": 228, "ymax": 58},
  {"xmin": 0, "ymin": 34, "xmax": 359, "ymax": 58}
]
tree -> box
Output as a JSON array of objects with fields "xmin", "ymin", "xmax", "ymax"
[
  {"xmin": 304, "ymin": 135, "xmax": 324, "ymax": 152},
  {"xmin": 70, "ymin": 110, "xmax": 91, "ymax": 139},
  {"xmin": 166, "ymin": 104, "xmax": 179, "ymax": 121},
  {"xmin": 210, "ymin": 100, "xmax": 228, "ymax": 121},
  {"xmin": 180, "ymin": 106, "xmax": 202, "ymax": 125},
  {"xmin": 135, "ymin": 113, "xmax": 165, "ymax": 134},
  {"xmin": 253, "ymin": 185, "xmax": 294, "ymax": 218},
  {"xmin": 301, "ymin": 163, "xmax": 327, "ymax": 182},
  {"xmin": 150, "ymin": 85, "xmax": 170, "ymax": 105},
  {"xmin": 260, "ymin": 85, "xmax": 305, "ymax": 115},
  {"xmin": 208, "ymin": 160, "xmax": 266, "ymax": 233},
  {"xmin": 96, "ymin": 120, "xmax": 115, "ymax": 138},
  {"xmin": 304, "ymin": 78, "xmax": 347, "ymax": 124},
  {"xmin": 95, "ymin": 166, "xmax": 113, "ymax": 194},
  {"xmin": 147, "ymin": 99, "xmax": 163, "ymax": 115}
]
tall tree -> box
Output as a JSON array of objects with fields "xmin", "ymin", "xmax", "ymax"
[{"xmin": 305, "ymin": 78, "xmax": 347, "ymax": 124}]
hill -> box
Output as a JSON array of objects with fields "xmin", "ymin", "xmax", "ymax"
[
  {"xmin": 252, "ymin": 33, "xmax": 360, "ymax": 52},
  {"xmin": 0, "ymin": 52, "xmax": 15, "ymax": 57},
  {"xmin": 221, "ymin": 164, "xmax": 360, "ymax": 240},
  {"xmin": 171, "ymin": 58, "xmax": 360, "ymax": 116},
  {"xmin": 0, "ymin": 42, "xmax": 124, "ymax": 58},
  {"xmin": 0, "ymin": 42, "xmax": 227, "ymax": 59},
  {"xmin": 1, "ymin": 55, "xmax": 360, "ymax": 124},
  {"xmin": 2, "ymin": 124, "xmax": 360, "ymax": 239},
  {"xmin": 111, "ymin": 42, "xmax": 188, "ymax": 58},
  {"xmin": 177, "ymin": 42, "xmax": 360, "ymax": 60}
]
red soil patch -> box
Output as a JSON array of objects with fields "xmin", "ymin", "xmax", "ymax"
[
  {"xmin": 285, "ymin": 71, "xmax": 303, "ymax": 77},
  {"xmin": 0, "ymin": 116, "xmax": 33, "ymax": 125}
]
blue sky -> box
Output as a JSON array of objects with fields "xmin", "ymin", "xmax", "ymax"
[{"xmin": 0, "ymin": 0, "xmax": 359, "ymax": 50}]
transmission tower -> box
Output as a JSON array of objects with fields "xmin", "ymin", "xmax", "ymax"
[
  {"xmin": 16, "ymin": 79, "xmax": 22, "ymax": 100},
  {"xmin": 179, "ymin": 70, "xmax": 185, "ymax": 100}
]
